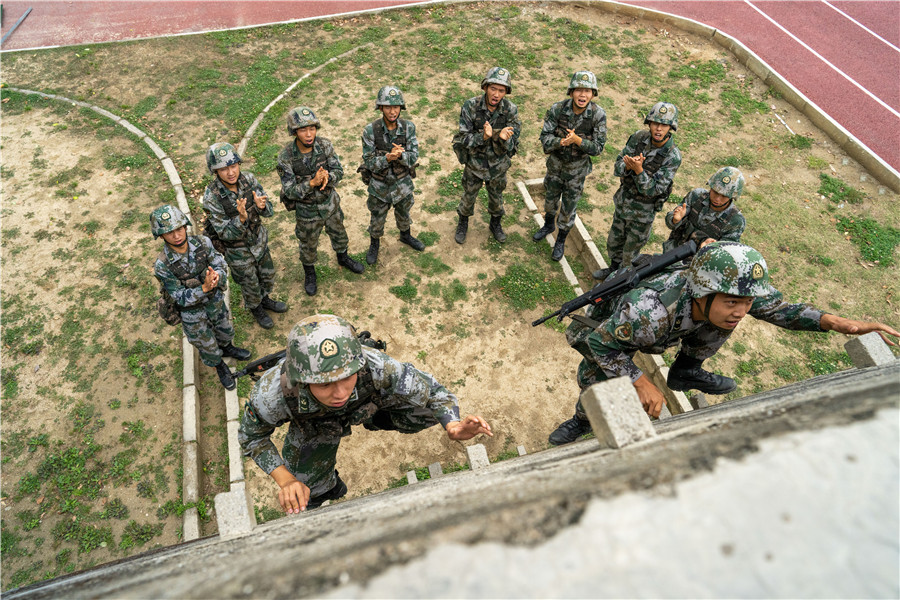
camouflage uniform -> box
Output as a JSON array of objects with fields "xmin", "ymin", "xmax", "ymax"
[
  {"xmin": 277, "ymin": 138, "xmax": 349, "ymax": 265},
  {"xmin": 361, "ymin": 116, "xmax": 419, "ymax": 238},
  {"xmin": 154, "ymin": 235, "xmax": 234, "ymax": 367},
  {"xmin": 203, "ymin": 172, "xmax": 275, "ymax": 308},
  {"xmin": 539, "ymin": 98, "xmax": 607, "ymax": 231},
  {"xmin": 607, "ymin": 129, "xmax": 682, "ymax": 267},
  {"xmin": 238, "ymin": 348, "xmax": 460, "ymax": 497},
  {"xmin": 454, "ymin": 94, "xmax": 521, "ymax": 218},
  {"xmin": 662, "ymin": 188, "xmax": 745, "ymax": 253}
]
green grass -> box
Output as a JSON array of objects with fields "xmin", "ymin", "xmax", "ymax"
[
  {"xmin": 819, "ymin": 173, "xmax": 866, "ymax": 204},
  {"xmin": 836, "ymin": 216, "xmax": 900, "ymax": 266},
  {"xmin": 493, "ymin": 263, "xmax": 575, "ymax": 311}
]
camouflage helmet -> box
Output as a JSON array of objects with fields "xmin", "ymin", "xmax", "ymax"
[
  {"xmin": 644, "ymin": 102, "xmax": 678, "ymax": 131},
  {"xmin": 150, "ymin": 205, "xmax": 192, "ymax": 238},
  {"xmin": 708, "ymin": 166, "xmax": 746, "ymax": 199},
  {"xmin": 375, "ymin": 85, "xmax": 406, "ymax": 110},
  {"xmin": 567, "ymin": 70, "xmax": 598, "ymax": 96},
  {"xmin": 206, "ymin": 142, "xmax": 242, "ymax": 175},
  {"xmin": 286, "ymin": 314, "xmax": 364, "ymax": 385},
  {"xmin": 481, "ymin": 66, "xmax": 512, "ymax": 94},
  {"xmin": 687, "ymin": 241, "xmax": 772, "ymax": 299},
  {"xmin": 286, "ymin": 106, "xmax": 321, "ymax": 135}
]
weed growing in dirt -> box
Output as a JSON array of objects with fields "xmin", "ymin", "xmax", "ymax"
[
  {"xmin": 836, "ymin": 216, "xmax": 900, "ymax": 266},
  {"xmin": 818, "ymin": 173, "xmax": 866, "ymax": 204}
]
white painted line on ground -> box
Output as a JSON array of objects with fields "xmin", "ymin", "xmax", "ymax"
[
  {"xmin": 822, "ymin": 0, "xmax": 900, "ymax": 54},
  {"xmin": 745, "ymin": 0, "xmax": 900, "ymax": 119}
]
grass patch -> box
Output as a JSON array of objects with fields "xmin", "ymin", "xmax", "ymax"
[
  {"xmin": 818, "ymin": 173, "xmax": 865, "ymax": 204},
  {"xmin": 493, "ymin": 263, "xmax": 575, "ymax": 311},
  {"xmin": 836, "ymin": 216, "xmax": 900, "ymax": 266}
]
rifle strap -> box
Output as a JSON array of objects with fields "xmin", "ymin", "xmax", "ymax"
[{"xmin": 570, "ymin": 313, "xmax": 605, "ymax": 331}]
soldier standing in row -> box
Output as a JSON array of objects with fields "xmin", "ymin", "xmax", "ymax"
[
  {"xmin": 202, "ymin": 142, "xmax": 287, "ymax": 329},
  {"xmin": 593, "ymin": 102, "xmax": 682, "ymax": 280},
  {"xmin": 663, "ymin": 166, "xmax": 747, "ymax": 253},
  {"xmin": 238, "ymin": 314, "xmax": 493, "ymax": 512},
  {"xmin": 533, "ymin": 71, "xmax": 607, "ymax": 262},
  {"xmin": 451, "ymin": 66, "xmax": 521, "ymax": 245},
  {"xmin": 360, "ymin": 86, "xmax": 425, "ymax": 265},
  {"xmin": 278, "ymin": 107, "xmax": 365, "ymax": 297},
  {"xmin": 151, "ymin": 205, "xmax": 251, "ymax": 390},
  {"xmin": 550, "ymin": 241, "xmax": 899, "ymax": 445}
]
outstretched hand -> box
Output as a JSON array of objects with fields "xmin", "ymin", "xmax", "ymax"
[
  {"xmin": 820, "ymin": 315, "xmax": 900, "ymax": 346},
  {"xmin": 446, "ymin": 415, "xmax": 493, "ymax": 440}
]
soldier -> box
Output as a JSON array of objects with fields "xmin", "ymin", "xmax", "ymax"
[
  {"xmin": 662, "ymin": 166, "xmax": 746, "ymax": 253},
  {"xmin": 238, "ymin": 314, "xmax": 493, "ymax": 512},
  {"xmin": 202, "ymin": 142, "xmax": 287, "ymax": 329},
  {"xmin": 533, "ymin": 70, "xmax": 607, "ymax": 261},
  {"xmin": 277, "ymin": 106, "xmax": 365, "ymax": 297},
  {"xmin": 550, "ymin": 241, "xmax": 899, "ymax": 445},
  {"xmin": 451, "ymin": 66, "xmax": 521, "ymax": 244},
  {"xmin": 151, "ymin": 205, "xmax": 251, "ymax": 390},
  {"xmin": 360, "ymin": 86, "xmax": 424, "ymax": 265},
  {"xmin": 592, "ymin": 102, "xmax": 683, "ymax": 281}
]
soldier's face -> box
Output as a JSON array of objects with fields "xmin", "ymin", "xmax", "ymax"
[
  {"xmin": 296, "ymin": 126, "xmax": 317, "ymax": 148},
  {"xmin": 161, "ymin": 226, "xmax": 187, "ymax": 248},
  {"xmin": 648, "ymin": 122, "xmax": 672, "ymax": 146},
  {"xmin": 309, "ymin": 373, "xmax": 358, "ymax": 409},
  {"xmin": 706, "ymin": 294, "xmax": 754, "ymax": 329},
  {"xmin": 216, "ymin": 163, "xmax": 240, "ymax": 186},
  {"xmin": 485, "ymin": 83, "xmax": 507, "ymax": 107},
  {"xmin": 381, "ymin": 105, "xmax": 402, "ymax": 123},
  {"xmin": 571, "ymin": 88, "xmax": 593, "ymax": 109},
  {"xmin": 709, "ymin": 190, "xmax": 733, "ymax": 211}
]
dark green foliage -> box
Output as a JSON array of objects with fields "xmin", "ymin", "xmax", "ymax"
[{"xmin": 836, "ymin": 216, "xmax": 900, "ymax": 266}]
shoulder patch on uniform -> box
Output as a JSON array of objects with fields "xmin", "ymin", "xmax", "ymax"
[
  {"xmin": 751, "ymin": 263, "xmax": 764, "ymax": 280},
  {"xmin": 320, "ymin": 339, "xmax": 339, "ymax": 358},
  {"xmin": 614, "ymin": 323, "xmax": 633, "ymax": 341}
]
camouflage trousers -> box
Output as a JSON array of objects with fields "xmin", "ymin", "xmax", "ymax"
[
  {"xmin": 543, "ymin": 171, "xmax": 586, "ymax": 232},
  {"xmin": 606, "ymin": 187, "xmax": 661, "ymax": 267},
  {"xmin": 295, "ymin": 206, "xmax": 349, "ymax": 266},
  {"xmin": 368, "ymin": 193, "xmax": 414, "ymax": 238},
  {"xmin": 282, "ymin": 404, "xmax": 439, "ymax": 498},
  {"xmin": 180, "ymin": 290, "xmax": 234, "ymax": 367},
  {"xmin": 224, "ymin": 247, "xmax": 275, "ymax": 309},
  {"xmin": 457, "ymin": 166, "xmax": 507, "ymax": 217}
]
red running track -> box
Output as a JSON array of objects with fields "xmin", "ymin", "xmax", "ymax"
[{"xmin": 2, "ymin": 0, "xmax": 897, "ymax": 171}]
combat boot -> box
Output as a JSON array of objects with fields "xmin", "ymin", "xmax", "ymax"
[
  {"xmin": 548, "ymin": 415, "xmax": 592, "ymax": 445},
  {"xmin": 666, "ymin": 353, "xmax": 737, "ymax": 395},
  {"xmin": 250, "ymin": 305, "xmax": 274, "ymax": 329},
  {"xmin": 454, "ymin": 215, "xmax": 469, "ymax": 244},
  {"xmin": 366, "ymin": 237, "xmax": 380, "ymax": 265},
  {"xmin": 220, "ymin": 343, "xmax": 251, "ymax": 361},
  {"xmin": 215, "ymin": 360, "xmax": 236, "ymax": 391},
  {"xmin": 533, "ymin": 213, "xmax": 555, "ymax": 241},
  {"xmin": 592, "ymin": 262, "xmax": 620, "ymax": 281},
  {"xmin": 337, "ymin": 252, "xmax": 365, "ymax": 274},
  {"xmin": 306, "ymin": 471, "xmax": 348, "ymax": 510},
  {"xmin": 551, "ymin": 229, "xmax": 569, "ymax": 261},
  {"xmin": 261, "ymin": 296, "xmax": 287, "ymax": 313},
  {"xmin": 399, "ymin": 229, "xmax": 425, "ymax": 251},
  {"xmin": 489, "ymin": 215, "xmax": 507, "ymax": 243},
  {"xmin": 303, "ymin": 265, "xmax": 317, "ymax": 296}
]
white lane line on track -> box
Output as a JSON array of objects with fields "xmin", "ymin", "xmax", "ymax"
[
  {"xmin": 822, "ymin": 0, "xmax": 900, "ymax": 54},
  {"xmin": 745, "ymin": 0, "xmax": 900, "ymax": 119}
]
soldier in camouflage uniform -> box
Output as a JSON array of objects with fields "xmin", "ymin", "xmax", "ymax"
[
  {"xmin": 151, "ymin": 205, "xmax": 251, "ymax": 390},
  {"xmin": 360, "ymin": 86, "xmax": 425, "ymax": 265},
  {"xmin": 550, "ymin": 241, "xmax": 899, "ymax": 445},
  {"xmin": 533, "ymin": 71, "xmax": 607, "ymax": 262},
  {"xmin": 203, "ymin": 142, "xmax": 287, "ymax": 329},
  {"xmin": 277, "ymin": 107, "xmax": 365, "ymax": 297},
  {"xmin": 451, "ymin": 67, "xmax": 521, "ymax": 245},
  {"xmin": 663, "ymin": 167, "xmax": 746, "ymax": 253},
  {"xmin": 593, "ymin": 102, "xmax": 683, "ymax": 280},
  {"xmin": 238, "ymin": 314, "xmax": 493, "ymax": 512}
]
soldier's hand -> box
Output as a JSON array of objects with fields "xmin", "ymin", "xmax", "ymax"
[
  {"xmin": 236, "ymin": 195, "xmax": 249, "ymax": 224},
  {"xmin": 498, "ymin": 126, "xmax": 514, "ymax": 141},
  {"xmin": 446, "ymin": 415, "xmax": 493, "ymax": 440},
  {"xmin": 699, "ymin": 238, "xmax": 716, "ymax": 248},
  {"xmin": 560, "ymin": 128, "xmax": 576, "ymax": 147},
  {"xmin": 634, "ymin": 375, "xmax": 665, "ymax": 418},
  {"xmin": 201, "ymin": 267, "xmax": 219, "ymax": 293},
  {"xmin": 318, "ymin": 169, "xmax": 329, "ymax": 190},
  {"xmin": 820, "ymin": 315, "xmax": 900, "ymax": 346},
  {"xmin": 278, "ymin": 479, "xmax": 311, "ymax": 514},
  {"xmin": 672, "ymin": 203, "xmax": 687, "ymax": 224},
  {"xmin": 386, "ymin": 144, "xmax": 403, "ymax": 162},
  {"xmin": 483, "ymin": 121, "xmax": 493, "ymax": 140},
  {"xmin": 252, "ymin": 191, "xmax": 268, "ymax": 210}
]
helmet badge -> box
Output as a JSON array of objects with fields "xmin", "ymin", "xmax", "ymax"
[
  {"xmin": 751, "ymin": 263, "xmax": 764, "ymax": 280},
  {"xmin": 722, "ymin": 176, "xmax": 731, "ymax": 184},
  {"xmin": 218, "ymin": 148, "xmax": 227, "ymax": 156},
  {"xmin": 302, "ymin": 109, "xmax": 311, "ymax": 115},
  {"xmin": 659, "ymin": 106, "xmax": 667, "ymax": 114},
  {"xmin": 580, "ymin": 73, "xmax": 589, "ymax": 81},
  {"xmin": 498, "ymin": 69, "xmax": 506, "ymax": 75},
  {"xmin": 161, "ymin": 212, "xmax": 170, "ymax": 221},
  {"xmin": 389, "ymin": 89, "xmax": 397, "ymax": 96},
  {"xmin": 320, "ymin": 339, "xmax": 339, "ymax": 358}
]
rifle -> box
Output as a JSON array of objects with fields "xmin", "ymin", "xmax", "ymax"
[
  {"xmin": 532, "ymin": 241, "xmax": 697, "ymax": 327},
  {"xmin": 233, "ymin": 331, "xmax": 388, "ymax": 380}
]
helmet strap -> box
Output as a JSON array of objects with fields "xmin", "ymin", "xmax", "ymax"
[{"xmin": 703, "ymin": 293, "xmax": 716, "ymax": 321}]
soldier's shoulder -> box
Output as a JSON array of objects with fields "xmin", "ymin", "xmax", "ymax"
[
  {"xmin": 317, "ymin": 137, "xmax": 336, "ymax": 153},
  {"xmin": 589, "ymin": 102, "xmax": 607, "ymax": 118},
  {"xmin": 667, "ymin": 144, "xmax": 683, "ymax": 161},
  {"xmin": 277, "ymin": 141, "xmax": 295, "ymax": 159},
  {"xmin": 686, "ymin": 188, "xmax": 708, "ymax": 202}
]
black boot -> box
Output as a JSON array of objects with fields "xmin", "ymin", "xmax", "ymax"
[
  {"xmin": 533, "ymin": 213, "xmax": 555, "ymax": 241},
  {"xmin": 667, "ymin": 353, "xmax": 736, "ymax": 395},
  {"xmin": 489, "ymin": 215, "xmax": 507, "ymax": 243},
  {"xmin": 592, "ymin": 262, "xmax": 620, "ymax": 281},
  {"xmin": 337, "ymin": 252, "xmax": 365, "ymax": 274},
  {"xmin": 399, "ymin": 229, "xmax": 425, "ymax": 251},
  {"xmin": 220, "ymin": 343, "xmax": 251, "ymax": 361},
  {"xmin": 303, "ymin": 265, "xmax": 317, "ymax": 296},
  {"xmin": 250, "ymin": 305, "xmax": 274, "ymax": 329},
  {"xmin": 306, "ymin": 471, "xmax": 348, "ymax": 510},
  {"xmin": 215, "ymin": 360, "xmax": 236, "ymax": 391},
  {"xmin": 551, "ymin": 229, "xmax": 569, "ymax": 261},
  {"xmin": 548, "ymin": 415, "xmax": 592, "ymax": 445},
  {"xmin": 261, "ymin": 296, "xmax": 287, "ymax": 313},
  {"xmin": 366, "ymin": 237, "xmax": 380, "ymax": 265},
  {"xmin": 455, "ymin": 215, "xmax": 469, "ymax": 244}
]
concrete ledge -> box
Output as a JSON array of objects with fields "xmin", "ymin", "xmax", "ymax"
[
  {"xmin": 182, "ymin": 507, "xmax": 199, "ymax": 542},
  {"xmin": 182, "ymin": 385, "xmax": 199, "ymax": 443},
  {"xmin": 161, "ymin": 157, "xmax": 183, "ymax": 187},
  {"xmin": 406, "ymin": 471, "xmax": 418, "ymax": 485},
  {"xmin": 227, "ymin": 420, "xmax": 244, "ymax": 485},
  {"xmin": 182, "ymin": 337, "xmax": 198, "ymax": 387},
  {"xmin": 466, "ymin": 444, "xmax": 490, "ymax": 470},
  {"xmin": 214, "ymin": 482, "xmax": 257, "ymax": 540},
  {"xmin": 118, "ymin": 118, "xmax": 144, "ymax": 138},
  {"xmin": 145, "ymin": 137, "xmax": 167, "ymax": 160},
  {"xmin": 183, "ymin": 442, "xmax": 199, "ymax": 504},
  {"xmin": 580, "ymin": 377, "xmax": 657, "ymax": 449},
  {"xmin": 516, "ymin": 445, "xmax": 527, "ymax": 456},
  {"xmin": 845, "ymin": 333, "xmax": 896, "ymax": 368},
  {"xmin": 225, "ymin": 386, "xmax": 240, "ymax": 422},
  {"xmin": 428, "ymin": 462, "xmax": 443, "ymax": 479}
]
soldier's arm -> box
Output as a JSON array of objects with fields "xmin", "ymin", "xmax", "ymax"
[
  {"xmin": 245, "ymin": 172, "xmax": 274, "ymax": 218},
  {"xmin": 237, "ymin": 373, "xmax": 292, "ymax": 475},
  {"xmin": 362, "ymin": 124, "xmax": 388, "ymax": 172},
  {"xmin": 634, "ymin": 146, "xmax": 682, "ymax": 198},
  {"xmin": 401, "ymin": 121, "xmax": 419, "ymax": 167},
  {"xmin": 154, "ymin": 259, "xmax": 208, "ymax": 309},
  {"xmin": 749, "ymin": 289, "xmax": 827, "ymax": 331},
  {"xmin": 613, "ymin": 133, "xmax": 640, "ymax": 177},
  {"xmin": 539, "ymin": 104, "xmax": 563, "ymax": 154},
  {"xmin": 202, "ymin": 185, "xmax": 245, "ymax": 241},
  {"xmin": 202, "ymin": 237, "xmax": 230, "ymax": 289},
  {"xmin": 277, "ymin": 148, "xmax": 312, "ymax": 201},
  {"xmin": 321, "ymin": 139, "xmax": 344, "ymax": 187},
  {"xmin": 714, "ymin": 212, "xmax": 746, "ymax": 244},
  {"xmin": 457, "ymin": 100, "xmax": 486, "ymax": 149},
  {"xmin": 503, "ymin": 102, "xmax": 523, "ymax": 153},
  {"xmin": 665, "ymin": 189, "xmax": 696, "ymax": 229},
  {"xmin": 578, "ymin": 108, "xmax": 607, "ymax": 156}
]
